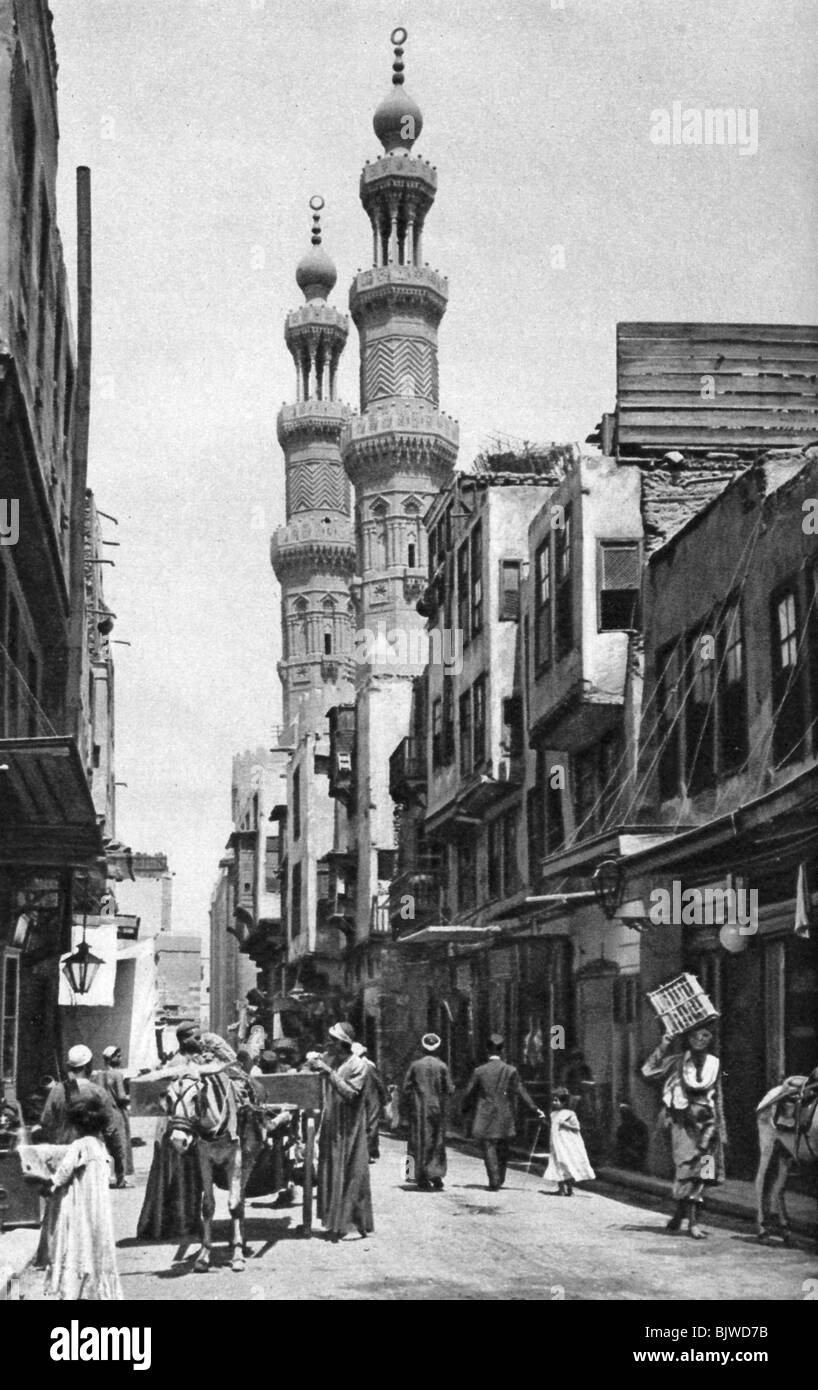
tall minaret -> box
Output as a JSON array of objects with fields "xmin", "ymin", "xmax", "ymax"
[
  {"xmin": 271, "ymin": 199, "xmax": 357, "ymax": 732},
  {"xmin": 341, "ymin": 30, "xmax": 459, "ymax": 944}
]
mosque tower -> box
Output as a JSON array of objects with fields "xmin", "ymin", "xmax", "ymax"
[
  {"xmin": 340, "ymin": 29, "xmax": 459, "ymax": 949},
  {"xmin": 271, "ymin": 199, "xmax": 357, "ymax": 732}
]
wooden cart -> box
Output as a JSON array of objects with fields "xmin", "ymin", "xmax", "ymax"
[{"xmin": 253, "ymin": 1071, "xmax": 322, "ymax": 1237}]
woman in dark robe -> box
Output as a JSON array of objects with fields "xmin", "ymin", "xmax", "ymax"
[
  {"xmin": 402, "ymin": 1033, "xmax": 455, "ymax": 1190},
  {"xmin": 94, "ymin": 1047, "xmax": 134, "ymax": 1178},
  {"xmin": 308, "ymin": 1022, "xmax": 373, "ymax": 1241}
]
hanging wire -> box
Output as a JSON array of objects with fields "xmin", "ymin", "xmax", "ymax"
[
  {"xmin": 744, "ymin": 575, "xmax": 818, "ymax": 803},
  {"xmin": 611, "ymin": 501, "xmax": 794, "ymax": 836},
  {"xmin": 566, "ymin": 499, "xmax": 771, "ymax": 845},
  {"xmin": 0, "ymin": 639, "xmax": 59, "ymax": 737}
]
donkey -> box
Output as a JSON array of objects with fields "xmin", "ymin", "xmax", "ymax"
[
  {"xmin": 166, "ymin": 1066, "xmax": 267, "ymax": 1272},
  {"xmin": 755, "ymin": 1075, "xmax": 818, "ymax": 1247}
]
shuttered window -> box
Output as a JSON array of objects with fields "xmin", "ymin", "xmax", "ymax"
[
  {"xmin": 499, "ymin": 559, "xmax": 521, "ymax": 621},
  {"xmin": 598, "ymin": 542, "xmax": 640, "ymax": 632}
]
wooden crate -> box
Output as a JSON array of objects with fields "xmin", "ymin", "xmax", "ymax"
[{"xmin": 647, "ymin": 973, "xmax": 719, "ymax": 1039}]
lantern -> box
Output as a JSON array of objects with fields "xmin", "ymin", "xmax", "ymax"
[
  {"xmin": 592, "ymin": 859, "xmax": 624, "ymax": 919},
  {"xmin": 61, "ymin": 925, "xmax": 104, "ymax": 996}
]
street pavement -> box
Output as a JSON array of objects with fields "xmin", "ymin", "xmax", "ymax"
[{"xmin": 19, "ymin": 1125, "xmax": 817, "ymax": 1301}]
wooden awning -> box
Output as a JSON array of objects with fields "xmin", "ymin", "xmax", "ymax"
[{"xmin": 0, "ymin": 737, "xmax": 104, "ymax": 867}]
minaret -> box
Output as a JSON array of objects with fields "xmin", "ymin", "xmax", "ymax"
[
  {"xmin": 341, "ymin": 30, "xmax": 459, "ymax": 948},
  {"xmin": 271, "ymin": 199, "xmax": 357, "ymax": 731},
  {"xmin": 342, "ymin": 29, "xmax": 458, "ymax": 650}
]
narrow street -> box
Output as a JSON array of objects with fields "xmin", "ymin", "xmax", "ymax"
[{"xmin": 20, "ymin": 1126, "xmax": 817, "ymax": 1302}]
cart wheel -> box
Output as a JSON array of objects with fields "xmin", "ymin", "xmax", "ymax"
[{"xmin": 302, "ymin": 1115, "xmax": 315, "ymax": 1238}]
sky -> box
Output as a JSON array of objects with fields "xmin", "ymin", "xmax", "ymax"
[{"xmin": 48, "ymin": 0, "xmax": 818, "ymax": 940}]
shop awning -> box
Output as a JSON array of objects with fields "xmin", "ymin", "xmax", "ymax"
[{"xmin": 0, "ymin": 737, "xmax": 104, "ymax": 866}]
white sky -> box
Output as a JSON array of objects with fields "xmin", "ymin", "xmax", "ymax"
[{"xmin": 49, "ymin": 0, "xmax": 818, "ymax": 938}]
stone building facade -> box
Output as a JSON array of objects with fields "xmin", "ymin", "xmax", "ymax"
[{"xmin": 0, "ymin": 1, "xmax": 110, "ymax": 1109}]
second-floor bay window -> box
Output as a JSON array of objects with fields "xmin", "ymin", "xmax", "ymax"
[
  {"xmin": 555, "ymin": 508, "xmax": 573, "ymax": 659},
  {"xmin": 432, "ymin": 696, "xmax": 442, "ymax": 768},
  {"xmin": 457, "ymin": 837, "xmax": 477, "ymax": 911},
  {"xmin": 771, "ymin": 584, "xmax": 809, "ymax": 766},
  {"xmin": 457, "ymin": 539, "xmax": 470, "ymax": 645},
  {"xmin": 459, "ymin": 689, "xmax": 472, "ymax": 776},
  {"xmin": 685, "ymin": 627, "xmax": 716, "ymax": 793},
  {"xmin": 290, "ymin": 861, "xmax": 302, "ymax": 938},
  {"xmin": 470, "ymin": 522, "xmax": 483, "ymax": 636},
  {"xmin": 442, "ymin": 680, "xmax": 455, "ymax": 764},
  {"xmin": 472, "ymin": 675, "xmax": 486, "ymax": 769},
  {"xmin": 499, "ymin": 559, "xmax": 521, "ymax": 621},
  {"xmin": 598, "ymin": 542, "xmax": 640, "ymax": 631},
  {"xmin": 535, "ymin": 538, "xmax": 552, "ymax": 670},
  {"xmin": 292, "ymin": 767, "xmax": 301, "ymax": 839},
  {"xmin": 718, "ymin": 599, "xmax": 748, "ymax": 771}
]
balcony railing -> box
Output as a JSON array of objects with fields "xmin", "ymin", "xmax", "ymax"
[{"xmin": 389, "ymin": 736, "xmax": 427, "ymax": 804}]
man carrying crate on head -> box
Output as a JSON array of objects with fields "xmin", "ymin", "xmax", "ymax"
[{"xmin": 641, "ymin": 975, "xmax": 727, "ymax": 1241}]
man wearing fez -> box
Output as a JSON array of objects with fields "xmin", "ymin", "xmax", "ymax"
[
  {"xmin": 462, "ymin": 1034, "xmax": 546, "ymax": 1191},
  {"xmin": 307, "ymin": 1022, "xmax": 373, "ymax": 1240},
  {"xmin": 403, "ymin": 1033, "xmax": 455, "ymax": 1190}
]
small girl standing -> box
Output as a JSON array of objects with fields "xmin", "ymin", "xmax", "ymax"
[
  {"xmin": 544, "ymin": 1088, "xmax": 596, "ymax": 1195},
  {"xmin": 42, "ymin": 1092, "xmax": 124, "ymax": 1300}
]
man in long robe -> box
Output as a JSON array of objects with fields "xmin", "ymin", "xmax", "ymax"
[
  {"xmin": 402, "ymin": 1032, "xmax": 454, "ymax": 1190},
  {"xmin": 309, "ymin": 1022, "xmax": 373, "ymax": 1240}
]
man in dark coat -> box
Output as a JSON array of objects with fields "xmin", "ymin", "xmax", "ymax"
[
  {"xmin": 403, "ymin": 1032, "xmax": 455, "ymax": 1190},
  {"xmin": 462, "ymin": 1034, "xmax": 546, "ymax": 1191},
  {"xmin": 308, "ymin": 1022, "xmax": 373, "ymax": 1240},
  {"xmin": 40, "ymin": 1044, "xmax": 127, "ymax": 1186}
]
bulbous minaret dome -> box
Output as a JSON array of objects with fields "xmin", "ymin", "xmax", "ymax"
[
  {"xmin": 373, "ymin": 27, "xmax": 423, "ymax": 155},
  {"xmin": 295, "ymin": 195, "xmax": 338, "ymax": 302},
  {"xmin": 271, "ymin": 197, "xmax": 355, "ymax": 728}
]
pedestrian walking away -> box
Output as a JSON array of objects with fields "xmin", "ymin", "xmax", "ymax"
[
  {"xmin": 641, "ymin": 1022, "xmax": 726, "ymax": 1239},
  {"xmin": 543, "ymin": 1087, "xmax": 595, "ymax": 1195},
  {"xmin": 308, "ymin": 1022, "xmax": 374, "ymax": 1240},
  {"xmin": 402, "ymin": 1032, "xmax": 454, "ymax": 1190},
  {"xmin": 93, "ymin": 1045, "xmax": 134, "ymax": 1179},
  {"xmin": 462, "ymin": 1034, "xmax": 546, "ymax": 1191},
  {"xmin": 38, "ymin": 1092, "xmax": 124, "ymax": 1301},
  {"xmin": 39, "ymin": 1045, "xmax": 127, "ymax": 1187}
]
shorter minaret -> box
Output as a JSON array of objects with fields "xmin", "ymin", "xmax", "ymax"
[{"xmin": 271, "ymin": 199, "xmax": 357, "ymax": 732}]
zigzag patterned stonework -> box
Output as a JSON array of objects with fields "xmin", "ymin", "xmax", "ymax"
[
  {"xmin": 287, "ymin": 461, "xmax": 351, "ymax": 514},
  {"xmin": 364, "ymin": 337, "xmax": 438, "ymax": 407}
]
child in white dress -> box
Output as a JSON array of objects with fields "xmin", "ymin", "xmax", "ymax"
[
  {"xmin": 42, "ymin": 1092, "xmax": 123, "ymax": 1300},
  {"xmin": 544, "ymin": 1088, "xmax": 595, "ymax": 1195}
]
